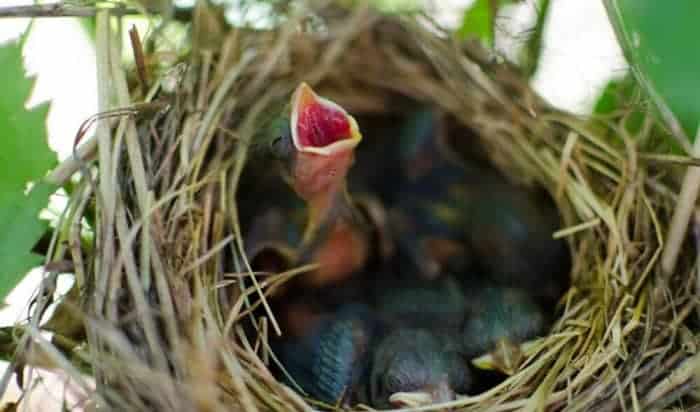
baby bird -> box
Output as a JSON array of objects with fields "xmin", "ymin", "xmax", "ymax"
[
  {"xmin": 274, "ymin": 303, "xmax": 377, "ymax": 407},
  {"xmin": 276, "ymin": 280, "xmax": 475, "ymax": 409},
  {"xmin": 372, "ymin": 276, "xmax": 467, "ymax": 330},
  {"xmin": 365, "ymin": 328, "xmax": 472, "ymax": 408},
  {"xmin": 461, "ymin": 286, "xmax": 548, "ymax": 374},
  {"xmin": 390, "ymin": 107, "xmax": 570, "ymax": 302},
  {"xmin": 267, "ymin": 83, "xmax": 374, "ymax": 289}
]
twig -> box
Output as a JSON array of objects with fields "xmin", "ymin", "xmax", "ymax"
[
  {"xmin": 662, "ymin": 127, "xmax": 700, "ymax": 276},
  {"xmin": 641, "ymin": 353, "xmax": 700, "ymax": 410},
  {"xmin": 0, "ymin": 3, "xmax": 136, "ymax": 18},
  {"xmin": 129, "ymin": 25, "xmax": 149, "ymax": 96},
  {"xmin": 46, "ymin": 108, "xmax": 137, "ymax": 186}
]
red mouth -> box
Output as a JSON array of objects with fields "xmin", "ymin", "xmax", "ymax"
[
  {"xmin": 290, "ymin": 83, "xmax": 361, "ymax": 155},
  {"xmin": 296, "ymin": 100, "xmax": 351, "ymax": 147}
]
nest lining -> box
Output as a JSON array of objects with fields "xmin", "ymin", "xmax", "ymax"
[{"xmin": 19, "ymin": 3, "xmax": 700, "ymax": 412}]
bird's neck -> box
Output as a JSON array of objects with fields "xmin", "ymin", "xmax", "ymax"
[
  {"xmin": 292, "ymin": 149, "xmax": 358, "ymax": 246},
  {"xmin": 301, "ymin": 181, "xmax": 352, "ymax": 246}
]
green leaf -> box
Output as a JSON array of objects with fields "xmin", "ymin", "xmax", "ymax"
[
  {"xmin": 0, "ymin": 39, "xmax": 57, "ymax": 301},
  {"xmin": 80, "ymin": 16, "xmax": 97, "ymax": 41},
  {"xmin": 593, "ymin": 76, "xmax": 684, "ymax": 155},
  {"xmin": 458, "ymin": 0, "xmax": 494, "ymax": 46},
  {"xmin": 592, "ymin": 77, "xmax": 645, "ymax": 140},
  {"xmin": 0, "ymin": 183, "xmax": 54, "ymax": 300},
  {"xmin": 594, "ymin": 76, "xmax": 638, "ymax": 115},
  {"xmin": 605, "ymin": 0, "xmax": 700, "ymax": 142}
]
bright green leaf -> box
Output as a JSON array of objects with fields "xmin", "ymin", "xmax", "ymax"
[
  {"xmin": 0, "ymin": 183, "xmax": 55, "ymax": 300},
  {"xmin": 593, "ymin": 77, "xmax": 644, "ymax": 140},
  {"xmin": 593, "ymin": 76, "xmax": 684, "ymax": 154},
  {"xmin": 458, "ymin": 0, "xmax": 520, "ymax": 47},
  {"xmin": 605, "ymin": 0, "xmax": 700, "ymax": 142},
  {"xmin": 458, "ymin": 0, "xmax": 494, "ymax": 46},
  {"xmin": 0, "ymin": 39, "xmax": 58, "ymax": 301},
  {"xmin": 594, "ymin": 76, "xmax": 638, "ymax": 116},
  {"xmin": 80, "ymin": 16, "xmax": 97, "ymax": 40}
]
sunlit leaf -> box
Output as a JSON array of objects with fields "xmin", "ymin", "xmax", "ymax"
[
  {"xmin": 596, "ymin": 77, "xmax": 646, "ymax": 135},
  {"xmin": 605, "ymin": 0, "xmax": 700, "ymax": 143},
  {"xmin": 458, "ymin": 0, "xmax": 494, "ymax": 45},
  {"xmin": 594, "ymin": 76, "xmax": 684, "ymax": 154},
  {"xmin": 458, "ymin": 0, "xmax": 524, "ymax": 47},
  {"xmin": 0, "ymin": 38, "xmax": 57, "ymax": 301}
]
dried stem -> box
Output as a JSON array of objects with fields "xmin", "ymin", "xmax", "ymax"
[
  {"xmin": 0, "ymin": 3, "xmax": 135, "ymax": 18},
  {"xmin": 662, "ymin": 128, "xmax": 700, "ymax": 275}
]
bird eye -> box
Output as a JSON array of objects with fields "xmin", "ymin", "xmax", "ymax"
[
  {"xmin": 369, "ymin": 360, "xmax": 402, "ymax": 408},
  {"xmin": 384, "ymin": 372, "xmax": 403, "ymax": 395},
  {"xmin": 270, "ymin": 134, "xmax": 293, "ymax": 160}
]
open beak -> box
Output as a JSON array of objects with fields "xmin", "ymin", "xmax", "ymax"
[
  {"xmin": 290, "ymin": 82, "xmax": 362, "ymax": 157},
  {"xmin": 389, "ymin": 379, "xmax": 455, "ymax": 408},
  {"xmin": 472, "ymin": 338, "xmax": 526, "ymax": 376},
  {"xmin": 288, "ymin": 83, "xmax": 363, "ymax": 244},
  {"xmin": 389, "ymin": 391, "xmax": 433, "ymax": 408},
  {"xmin": 289, "ymin": 83, "xmax": 362, "ymax": 203}
]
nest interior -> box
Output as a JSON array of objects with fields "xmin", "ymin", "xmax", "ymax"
[{"xmin": 28, "ymin": 3, "xmax": 700, "ymax": 411}]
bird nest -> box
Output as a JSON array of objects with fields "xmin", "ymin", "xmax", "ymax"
[{"xmin": 24, "ymin": 2, "xmax": 700, "ymax": 411}]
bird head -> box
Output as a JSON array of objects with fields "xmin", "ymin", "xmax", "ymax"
[
  {"xmin": 265, "ymin": 83, "xmax": 369, "ymax": 287},
  {"xmin": 290, "ymin": 82, "xmax": 362, "ymax": 158},
  {"xmin": 463, "ymin": 286, "xmax": 547, "ymax": 374},
  {"xmin": 287, "ymin": 83, "xmax": 362, "ymax": 234},
  {"xmin": 369, "ymin": 329, "xmax": 471, "ymax": 408}
]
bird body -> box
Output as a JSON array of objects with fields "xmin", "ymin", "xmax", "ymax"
[
  {"xmin": 258, "ymin": 89, "xmax": 565, "ymax": 408},
  {"xmin": 276, "ymin": 279, "xmax": 476, "ymax": 409},
  {"xmin": 365, "ymin": 327, "xmax": 472, "ymax": 408},
  {"xmin": 274, "ymin": 303, "xmax": 378, "ymax": 407},
  {"xmin": 372, "ymin": 276, "xmax": 467, "ymax": 330},
  {"xmin": 265, "ymin": 83, "xmax": 374, "ymax": 290},
  {"xmin": 461, "ymin": 286, "xmax": 547, "ymax": 360},
  {"xmin": 390, "ymin": 107, "xmax": 570, "ymax": 301}
]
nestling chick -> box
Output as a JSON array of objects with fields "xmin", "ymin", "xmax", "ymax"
[
  {"xmin": 373, "ymin": 276, "xmax": 467, "ymax": 330},
  {"xmin": 269, "ymin": 83, "xmax": 374, "ymax": 289},
  {"xmin": 461, "ymin": 286, "xmax": 548, "ymax": 374},
  {"xmin": 274, "ymin": 303, "xmax": 378, "ymax": 407},
  {"xmin": 365, "ymin": 328, "xmax": 472, "ymax": 409},
  {"xmin": 390, "ymin": 107, "xmax": 570, "ymax": 302}
]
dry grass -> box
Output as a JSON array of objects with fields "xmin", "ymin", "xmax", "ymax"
[{"xmin": 7, "ymin": 2, "xmax": 700, "ymax": 411}]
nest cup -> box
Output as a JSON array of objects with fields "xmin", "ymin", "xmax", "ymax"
[{"xmin": 38, "ymin": 2, "xmax": 700, "ymax": 411}]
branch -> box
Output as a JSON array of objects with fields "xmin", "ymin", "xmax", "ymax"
[{"xmin": 0, "ymin": 3, "xmax": 136, "ymax": 18}]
